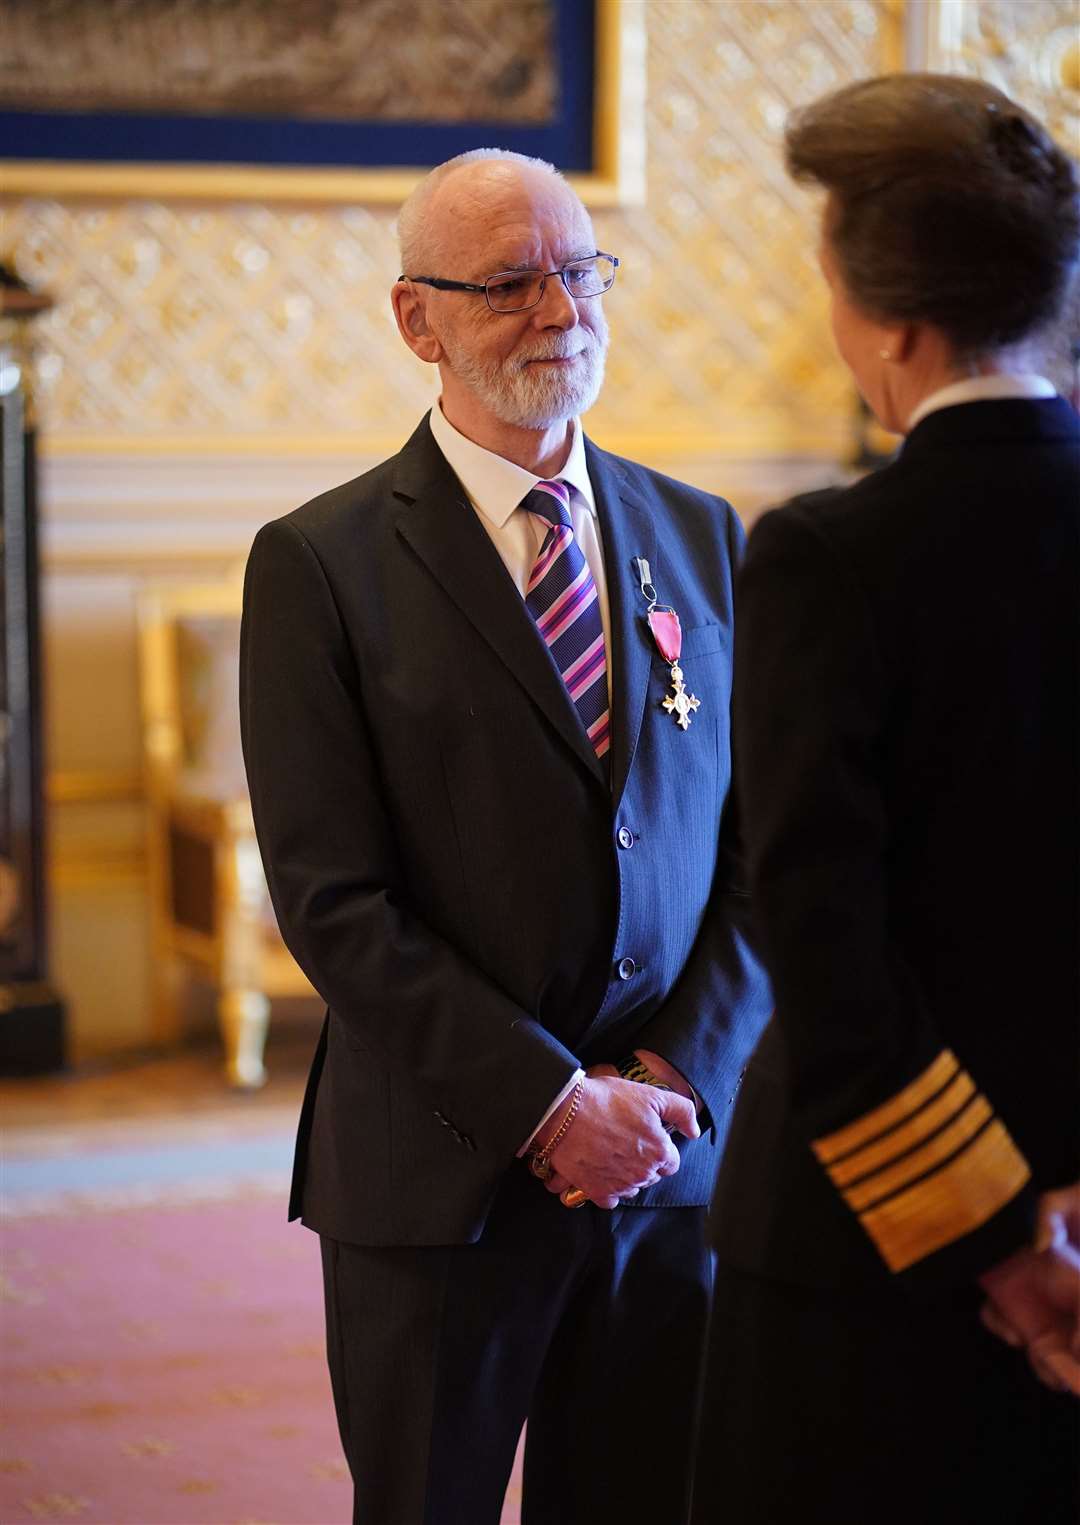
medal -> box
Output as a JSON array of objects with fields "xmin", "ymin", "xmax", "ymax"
[{"xmin": 634, "ymin": 558, "xmax": 702, "ymax": 731}]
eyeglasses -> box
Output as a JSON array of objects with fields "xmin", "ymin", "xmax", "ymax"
[{"xmin": 400, "ymin": 253, "xmax": 619, "ymax": 314}]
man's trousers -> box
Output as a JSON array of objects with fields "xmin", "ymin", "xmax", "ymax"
[{"xmin": 319, "ymin": 1166, "xmax": 712, "ymax": 1525}]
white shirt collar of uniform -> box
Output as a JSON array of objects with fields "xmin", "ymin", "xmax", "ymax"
[
  {"xmin": 428, "ymin": 400, "xmax": 596, "ymax": 530},
  {"xmin": 907, "ymin": 373, "xmax": 1056, "ymax": 432}
]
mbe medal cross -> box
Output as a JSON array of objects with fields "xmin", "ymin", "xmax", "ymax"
[
  {"xmin": 661, "ymin": 658, "xmax": 700, "ymax": 731},
  {"xmin": 646, "ymin": 606, "xmax": 700, "ymax": 731}
]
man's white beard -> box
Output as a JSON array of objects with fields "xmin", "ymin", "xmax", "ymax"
[{"xmin": 442, "ymin": 324, "xmax": 608, "ymax": 429}]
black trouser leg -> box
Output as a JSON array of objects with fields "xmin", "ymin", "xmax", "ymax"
[
  {"xmin": 523, "ymin": 1206, "xmax": 712, "ymax": 1525},
  {"xmin": 320, "ymin": 1177, "xmax": 713, "ymax": 1525}
]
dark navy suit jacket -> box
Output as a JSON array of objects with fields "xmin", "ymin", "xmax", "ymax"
[
  {"xmin": 712, "ymin": 397, "xmax": 1080, "ymax": 1293},
  {"xmin": 240, "ymin": 413, "xmax": 771, "ymax": 1246}
]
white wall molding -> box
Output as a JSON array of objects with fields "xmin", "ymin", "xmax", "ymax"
[{"xmin": 41, "ymin": 448, "xmax": 845, "ymax": 574}]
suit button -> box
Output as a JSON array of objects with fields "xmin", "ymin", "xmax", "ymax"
[
  {"xmin": 617, "ymin": 826, "xmax": 635, "ymax": 850},
  {"xmin": 617, "ymin": 956, "xmax": 637, "ymax": 980}
]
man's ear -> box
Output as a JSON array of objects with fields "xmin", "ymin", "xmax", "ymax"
[{"xmin": 391, "ymin": 281, "xmax": 444, "ymax": 364}]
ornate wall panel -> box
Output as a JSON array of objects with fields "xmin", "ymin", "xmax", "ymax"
[
  {"xmin": 924, "ymin": 0, "xmax": 1079, "ymax": 146},
  {"xmin": 3, "ymin": 0, "xmax": 902, "ymax": 458},
  {"xmin": 590, "ymin": 0, "xmax": 902, "ymax": 453},
  {"xmin": 921, "ymin": 0, "xmax": 1080, "ymax": 394}
]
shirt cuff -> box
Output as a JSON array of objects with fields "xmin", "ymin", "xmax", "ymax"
[{"xmin": 516, "ymin": 1068, "xmax": 586, "ymax": 1157}]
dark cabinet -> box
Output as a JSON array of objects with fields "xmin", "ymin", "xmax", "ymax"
[{"xmin": 0, "ymin": 286, "xmax": 66, "ymax": 1073}]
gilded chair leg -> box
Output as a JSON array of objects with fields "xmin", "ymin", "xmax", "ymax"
[
  {"xmin": 218, "ymin": 829, "xmax": 272, "ymax": 1088},
  {"xmin": 219, "ymin": 988, "xmax": 270, "ymax": 1089}
]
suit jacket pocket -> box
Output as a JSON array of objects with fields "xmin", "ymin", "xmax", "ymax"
[{"xmin": 676, "ymin": 622, "xmax": 726, "ymax": 659}]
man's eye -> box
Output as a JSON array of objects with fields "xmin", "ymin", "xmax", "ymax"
[
  {"xmin": 564, "ymin": 265, "xmax": 592, "ymax": 288},
  {"xmin": 489, "ymin": 275, "xmax": 528, "ymax": 296}
]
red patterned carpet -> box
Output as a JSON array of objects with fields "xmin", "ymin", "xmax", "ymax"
[
  {"xmin": 3, "ymin": 1196, "xmax": 354, "ymax": 1523},
  {"xmin": 1, "ymin": 1061, "xmax": 524, "ymax": 1525}
]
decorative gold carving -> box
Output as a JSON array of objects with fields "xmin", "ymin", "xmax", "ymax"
[
  {"xmin": 1, "ymin": 0, "xmax": 898, "ymax": 455},
  {"xmin": 927, "ymin": 0, "xmax": 1080, "ymax": 148},
  {"xmin": 0, "ymin": 0, "xmax": 555, "ymax": 124}
]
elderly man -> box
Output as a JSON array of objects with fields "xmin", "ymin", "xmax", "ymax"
[{"xmin": 240, "ymin": 149, "xmax": 770, "ymax": 1525}]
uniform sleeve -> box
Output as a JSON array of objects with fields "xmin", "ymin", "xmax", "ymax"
[{"xmin": 735, "ymin": 507, "xmax": 1032, "ymax": 1280}]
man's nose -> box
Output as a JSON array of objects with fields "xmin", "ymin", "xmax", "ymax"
[{"xmin": 534, "ymin": 271, "xmax": 580, "ymax": 328}]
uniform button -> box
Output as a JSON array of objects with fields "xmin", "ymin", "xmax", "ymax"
[
  {"xmin": 617, "ymin": 826, "xmax": 635, "ymax": 850},
  {"xmin": 617, "ymin": 956, "xmax": 637, "ymax": 980}
]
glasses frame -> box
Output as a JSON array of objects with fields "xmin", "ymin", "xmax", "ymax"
[{"xmin": 400, "ymin": 253, "xmax": 620, "ymax": 313}]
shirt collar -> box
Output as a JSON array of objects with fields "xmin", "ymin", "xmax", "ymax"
[
  {"xmin": 428, "ymin": 399, "xmax": 596, "ymax": 530},
  {"xmin": 907, "ymin": 374, "xmax": 1056, "ymax": 432}
]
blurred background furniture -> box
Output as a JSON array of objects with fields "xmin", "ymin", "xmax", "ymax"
[{"xmin": 137, "ymin": 574, "xmax": 316, "ymax": 1087}]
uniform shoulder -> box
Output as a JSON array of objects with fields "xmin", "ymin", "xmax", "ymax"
[{"xmin": 750, "ymin": 465, "xmax": 903, "ymax": 551}]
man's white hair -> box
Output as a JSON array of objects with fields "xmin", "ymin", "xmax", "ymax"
[{"xmin": 397, "ymin": 148, "xmax": 567, "ymax": 275}]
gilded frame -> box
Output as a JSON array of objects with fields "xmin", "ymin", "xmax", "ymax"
[{"xmin": 0, "ymin": 0, "xmax": 645, "ymax": 208}]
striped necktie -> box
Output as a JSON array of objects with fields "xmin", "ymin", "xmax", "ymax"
[{"xmin": 523, "ymin": 480, "xmax": 610, "ymax": 763}]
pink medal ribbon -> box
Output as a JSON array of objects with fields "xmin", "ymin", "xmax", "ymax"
[
  {"xmin": 647, "ymin": 608, "xmax": 682, "ymax": 665},
  {"xmin": 644, "ymin": 603, "xmax": 702, "ymax": 732}
]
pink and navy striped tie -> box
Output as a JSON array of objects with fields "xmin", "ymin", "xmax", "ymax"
[{"xmin": 523, "ymin": 480, "xmax": 610, "ymax": 763}]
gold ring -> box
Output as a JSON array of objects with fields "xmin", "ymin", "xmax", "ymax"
[{"xmin": 561, "ymin": 1187, "xmax": 589, "ymax": 1209}]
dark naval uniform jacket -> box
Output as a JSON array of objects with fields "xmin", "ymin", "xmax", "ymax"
[
  {"xmin": 713, "ymin": 395, "xmax": 1080, "ymax": 1291},
  {"xmin": 240, "ymin": 413, "xmax": 771, "ymax": 1248}
]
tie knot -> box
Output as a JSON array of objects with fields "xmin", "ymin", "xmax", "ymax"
[{"xmin": 523, "ymin": 479, "xmax": 573, "ymax": 530}]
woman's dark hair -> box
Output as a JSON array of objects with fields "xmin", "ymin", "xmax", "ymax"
[{"xmin": 785, "ymin": 73, "xmax": 1080, "ymax": 356}]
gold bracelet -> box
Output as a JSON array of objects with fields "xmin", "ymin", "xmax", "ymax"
[{"xmin": 528, "ymin": 1078, "xmax": 585, "ymax": 1181}]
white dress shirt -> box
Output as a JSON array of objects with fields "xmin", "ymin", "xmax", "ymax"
[
  {"xmin": 427, "ymin": 401, "xmax": 612, "ymax": 703},
  {"xmin": 427, "ymin": 400, "xmax": 605, "ymax": 1150},
  {"xmin": 906, "ymin": 373, "xmax": 1056, "ymax": 432}
]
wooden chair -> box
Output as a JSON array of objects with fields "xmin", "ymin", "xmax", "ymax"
[{"xmin": 137, "ymin": 573, "xmax": 316, "ymax": 1087}]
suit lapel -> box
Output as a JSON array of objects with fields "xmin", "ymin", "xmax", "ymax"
[
  {"xmin": 394, "ymin": 417, "xmax": 607, "ymax": 788},
  {"xmin": 586, "ymin": 441, "xmax": 657, "ymax": 808}
]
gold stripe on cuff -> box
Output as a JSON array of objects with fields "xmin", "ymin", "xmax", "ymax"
[
  {"xmin": 857, "ymin": 1119, "xmax": 1031, "ymax": 1272},
  {"xmin": 827, "ymin": 1071, "xmax": 977, "ymax": 1189},
  {"xmin": 842, "ymin": 1094, "xmax": 993, "ymax": 1212},
  {"xmin": 812, "ymin": 1050, "xmax": 958, "ymax": 1166}
]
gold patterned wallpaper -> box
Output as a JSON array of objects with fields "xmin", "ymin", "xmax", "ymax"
[
  {"xmin": 2, "ymin": 0, "xmax": 1076, "ymax": 458},
  {"xmin": 3, "ymin": 0, "xmax": 903, "ymax": 458}
]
